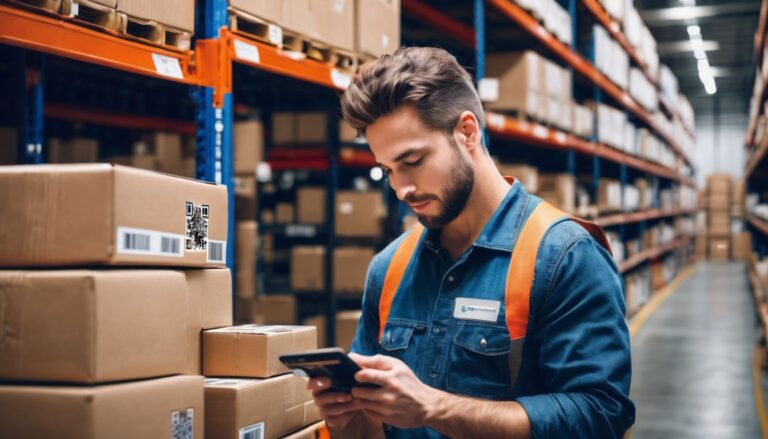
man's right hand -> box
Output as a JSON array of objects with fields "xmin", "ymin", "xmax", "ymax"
[{"xmin": 307, "ymin": 377, "xmax": 368, "ymax": 434}]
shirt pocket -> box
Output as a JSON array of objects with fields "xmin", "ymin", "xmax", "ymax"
[
  {"xmin": 378, "ymin": 320, "xmax": 423, "ymax": 364},
  {"xmin": 445, "ymin": 323, "xmax": 512, "ymax": 399}
]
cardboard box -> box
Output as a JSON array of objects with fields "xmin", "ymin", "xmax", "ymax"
[
  {"xmin": 334, "ymin": 247, "xmax": 375, "ymax": 293},
  {"xmin": 47, "ymin": 137, "xmax": 99, "ymax": 163},
  {"xmin": 251, "ymin": 294, "xmax": 298, "ymax": 325},
  {"xmin": 313, "ymin": 0, "xmax": 354, "ymax": 51},
  {"xmin": 304, "ymin": 310, "xmax": 361, "ymax": 350},
  {"xmin": 281, "ymin": 0, "xmax": 318, "ymax": 38},
  {"xmin": 497, "ymin": 163, "xmax": 538, "ymax": 194},
  {"xmin": 537, "ymin": 173, "xmax": 576, "ymax": 214},
  {"xmin": 118, "ymin": 0, "xmax": 195, "ymax": 32},
  {"xmin": 0, "ymin": 126, "xmax": 18, "ymax": 165},
  {"xmin": 336, "ymin": 191, "xmax": 385, "ymax": 237},
  {"xmin": 203, "ymin": 325, "xmax": 317, "ymax": 378},
  {"xmin": 291, "ymin": 246, "xmax": 325, "ymax": 291},
  {"xmin": 235, "ymin": 120, "xmax": 264, "ymax": 175},
  {"xmin": 0, "ymin": 268, "xmax": 231, "ymax": 382},
  {"xmin": 235, "ymin": 175, "xmax": 258, "ymax": 220},
  {"xmin": 277, "ymin": 202, "xmax": 296, "ymax": 224},
  {"xmin": 707, "ymin": 173, "xmax": 731, "ymax": 196},
  {"xmin": 732, "ymin": 178, "xmax": 746, "ymax": 206},
  {"xmin": 150, "ymin": 132, "xmax": 183, "ymax": 175},
  {"xmin": 732, "ymin": 231, "xmax": 752, "ymax": 260},
  {"xmin": 356, "ymin": 0, "xmax": 400, "ymax": 58},
  {"xmin": 230, "ymin": 0, "xmax": 282, "ymax": 24},
  {"xmin": 297, "ymin": 112, "xmax": 328, "ymax": 144},
  {"xmin": 273, "ymin": 112, "xmax": 296, "ymax": 146},
  {"xmin": 280, "ymin": 421, "xmax": 327, "ymax": 439},
  {"xmin": 709, "ymin": 238, "xmax": 730, "ymax": 261},
  {"xmin": 292, "ymin": 246, "xmax": 374, "ymax": 292},
  {"xmin": 0, "ymin": 164, "xmax": 228, "ymax": 267},
  {"xmin": 131, "ymin": 153, "xmax": 157, "ymax": 171},
  {"xmin": 205, "ymin": 374, "xmax": 320, "ymax": 439},
  {"xmin": 336, "ymin": 310, "xmax": 362, "ymax": 351},
  {"xmin": 483, "ymin": 51, "xmax": 541, "ymax": 117},
  {"xmin": 598, "ymin": 179, "xmax": 622, "ymax": 212},
  {"xmin": 236, "ymin": 221, "xmax": 258, "ymax": 298},
  {"xmin": 297, "ymin": 187, "xmax": 327, "ymax": 224},
  {"xmin": 708, "ymin": 194, "xmax": 731, "ymax": 212},
  {"xmin": 340, "ymin": 120, "xmax": 360, "ymax": 143},
  {"xmin": 0, "ymin": 375, "xmax": 204, "ymax": 439}
]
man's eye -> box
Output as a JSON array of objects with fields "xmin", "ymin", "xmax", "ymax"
[{"xmin": 404, "ymin": 156, "xmax": 424, "ymax": 167}]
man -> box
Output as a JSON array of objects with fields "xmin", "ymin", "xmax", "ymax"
[{"xmin": 308, "ymin": 46, "xmax": 635, "ymax": 438}]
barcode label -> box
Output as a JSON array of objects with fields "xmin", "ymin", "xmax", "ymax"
[
  {"xmin": 171, "ymin": 408, "xmax": 194, "ymax": 439},
  {"xmin": 207, "ymin": 240, "xmax": 226, "ymax": 263},
  {"xmin": 116, "ymin": 227, "xmax": 185, "ymax": 257},
  {"xmin": 239, "ymin": 422, "xmax": 264, "ymax": 439}
]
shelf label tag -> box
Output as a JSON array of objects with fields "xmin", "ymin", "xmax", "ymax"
[
  {"xmin": 487, "ymin": 114, "xmax": 505, "ymax": 130},
  {"xmin": 268, "ymin": 25, "xmax": 283, "ymax": 46},
  {"xmin": 151, "ymin": 54, "xmax": 184, "ymax": 79},
  {"xmin": 532, "ymin": 125, "xmax": 548, "ymax": 139},
  {"xmin": 331, "ymin": 69, "xmax": 352, "ymax": 89},
  {"xmin": 478, "ymin": 78, "xmax": 499, "ymax": 102},
  {"xmin": 234, "ymin": 40, "xmax": 261, "ymax": 64}
]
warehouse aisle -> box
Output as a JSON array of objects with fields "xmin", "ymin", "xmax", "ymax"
[{"xmin": 630, "ymin": 262, "xmax": 762, "ymax": 439}]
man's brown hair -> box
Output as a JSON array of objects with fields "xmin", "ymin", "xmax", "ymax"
[{"xmin": 340, "ymin": 46, "xmax": 485, "ymax": 139}]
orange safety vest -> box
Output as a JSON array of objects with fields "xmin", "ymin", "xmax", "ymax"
[{"xmin": 378, "ymin": 199, "xmax": 611, "ymax": 342}]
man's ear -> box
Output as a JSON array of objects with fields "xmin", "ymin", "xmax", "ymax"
[{"xmin": 456, "ymin": 111, "xmax": 481, "ymax": 152}]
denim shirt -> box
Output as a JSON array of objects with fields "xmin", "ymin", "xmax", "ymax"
[{"xmin": 350, "ymin": 181, "xmax": 636, "ymax": 438}]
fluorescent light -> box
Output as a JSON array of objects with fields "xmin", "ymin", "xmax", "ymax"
[
  {"xmin": 687, "ymin": 25, "xmax": 700, "ymax": 36},
  {"xmin": 686, "ymin": 23, "xmax": 716, "ymax": 94},
  {"xmin": 705, "ymin": 83, "xmax": 717, "ymax": 94}
]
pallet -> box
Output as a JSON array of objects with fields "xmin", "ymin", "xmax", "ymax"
[
  {"xmin": 124, "ymin": 15, "xmax": 191, "ymax": 51},
  {"xmin": 228, "ymin": 6, "xmax": 282, "ymax": 47}
]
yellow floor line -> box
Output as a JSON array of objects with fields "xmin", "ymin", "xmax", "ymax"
[
  {"xmin": 629, "ymin": 263, "xmax": 697, "ymax": 338},
  {"xmin": 753, "ymin": 347, "xmax": 768, "ymax": 439}
]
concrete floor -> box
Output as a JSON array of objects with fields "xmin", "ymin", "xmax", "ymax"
[{"xmin": 630, "ymin": 262, "xmax": 764, "ymax": 439}]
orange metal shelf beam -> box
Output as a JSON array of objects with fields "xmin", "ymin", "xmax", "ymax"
[
  {"xmin": 0, "ymin": 4, "xmax": 211, "ymax": 87},
  {"xmin": 596, "ymin": 208, "xmax": 696, "ymax": 228},
  {"xmin": 619, "ymin": 235, "xmax": 692, "ymax": 273},
  {"xmin": 223, "ymin": 28, "xmax": 349, "ymax": 91},
  {"xmin": 746, "ymin": 69, "xmax": 768, "ymax": 148},
  {"xmin": 486, "ymin": 0, "xmax": 692, "ymax": 170},
  {"xmin": 44, "ymin": 102, "xmax": 195, "ymax": 135},
  {"xmin": 748, "ymin": 215, "xmax": 768, "ymax": 237},
  {"xmin": 402, "ymin": 0, "xmax": 475, "ymax": 49},
  {"xmin": 268, "ymin": 147, "xmax": 376, "ymax": 171},
  {"xmin": 486, "ymin": 112, "xmax": 695, "ymax": 187}
]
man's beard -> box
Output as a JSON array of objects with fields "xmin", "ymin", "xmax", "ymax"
[{"xmin": 406, "ymin": 150, "xmax": 475, "ymax": 230}]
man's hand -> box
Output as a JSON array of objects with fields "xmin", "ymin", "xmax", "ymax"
[
  {"xmin": 349, "ymin": 353, "xmax": 442, "ymax": 429},
  {"xmin": 307, "ymin": 377, "xmax": 363, "ymax": 431}
]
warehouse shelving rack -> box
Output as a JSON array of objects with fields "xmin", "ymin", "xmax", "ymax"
[{"xmin": 2, "ymin": 0, "xmax": 698, "ymax": 338}]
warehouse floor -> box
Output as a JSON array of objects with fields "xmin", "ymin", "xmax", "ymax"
[{"xmin": 630, "ymin": 262, "xmax": 764, "ymax": 439}]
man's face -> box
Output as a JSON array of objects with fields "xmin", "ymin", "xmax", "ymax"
[{"xmin": 367, "ymin": 106, "xmax": 475, "ymax": 229}]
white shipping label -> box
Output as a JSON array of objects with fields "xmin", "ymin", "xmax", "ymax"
[
  {"xmin": 116, "ymin": 227, "xmax": 184, "ymax": 257},
  {"xmin": 268, "ymin": 24, "xmax": 282, "ymax": 46},
  {"xmin": 477, "ymin": 78, "xmax": 500, "ymax": 103},
  {"xmin": 234, "ymin": 40, "xmax": 261, "ymax": 64},
  {"xmin": 453, "ymin": 298, "xmax": 501, "ymax": 323},
  {"xmin": 331, "ymin": 69, "xmax": 352, "ymax": 89},
  {"xmin": 151, "ymin": 54, "xmax": 184, "ymax": 80},
  {"xmin": 487, "ymin": 113, "xmax": 505, "ymax": 130},
  {"xmin": 240, "ymin": 422, "xmax": 265, "ymax": 439},
  {"xmin": 171, "ymin": 408, "xmax": 194, "ymax": 439},
  {"xmin": 207, "ymin": 240, "xmax": 226, "ymax": 263}
]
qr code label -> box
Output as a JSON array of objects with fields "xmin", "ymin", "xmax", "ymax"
[
  {"xmin": 239, "ymin": 422, "xmax": 264, "ymax": 439},
  {"xmin": 171, "ymin": 408, "xmax": 194, "ymax": 439},
  {"xmin": 185, "ymin": 201, "xmax": 209, "ymax": 252}
]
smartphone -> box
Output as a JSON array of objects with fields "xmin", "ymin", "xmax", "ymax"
[{"xmin": 279, "ymin": 347, "xmax": 381, "ymax": 393}]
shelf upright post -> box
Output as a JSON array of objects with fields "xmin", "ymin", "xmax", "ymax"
[
  {"xmin": 474, "ymin": 0, "xmax": 490, "ymax": 152},
  {"xmin": 325, "ymin": 111, "xmax": 340, "ymax": 348},
  {"xmin": 195, "ymin": 0, "xmax": 236, "ymax": 306},
  {"xmin": 18, "ymin": 50, "xmax": 44, "ymax": 164},
  {"xmin": 566, "ymin": 0, "xmax": 577, "ymax": 179},
  {"xmin": 619, "ymin": 163, "xmax": 627, "ymax": 243}
]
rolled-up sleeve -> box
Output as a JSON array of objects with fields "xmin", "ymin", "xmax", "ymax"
[{"xmin": 516, "ymin": 235, "xmax": 636, "ymax": 438}]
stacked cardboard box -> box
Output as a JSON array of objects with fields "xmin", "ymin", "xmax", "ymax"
[
  {"xmin": 496, "ymin": 162, "xmax": 538, "ymax": 193},
  {"xmin": 538, "ymin": 173, "xmax": 576, "ymax": 214},
  {"xmin": 304, "ymin": 310, "xmax": 362, "ymax": 350},
  {"xmin": 356, "ymin": 0, "xmax": 401, "ymax": 58},
  {"xmin": 273, "ymin": 112, "xmax": 328, "ymax": 146},
  {"xmin": 117, "ymin": 0, "xmax": 195, "ymax": 47},
  {"xmin": 48, "ymin": 137, "xmax": 99, "ymax": 163},
  {"xmin": 109, "ymin": 133, "xmax": 196, "ymax": 178},
  {"xmin": 202, "ymin": 324, "xmax": 321, "ymax": 438},
  {"xmin": 291, "ymin": 246, "xmax": 375, "ymax": 293},
  {"xmin": 732, "ymin": 179, "xmax": 746, "ymax": 218},
  {"xmin": 707, "ymin": 173, "xmax": 732, "ymax": 260},
  {"xmin": 336, "ymin": 190, "xmax": 386, "ymax": 237},
  {"xmin": 234, "ymin": 119, "xmax": 264, "ymax": 300},
  {"xmin": 0, "ymin": 164, "xmax": 232, "ymax": 437}
]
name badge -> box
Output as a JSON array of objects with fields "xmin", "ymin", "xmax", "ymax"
[{"xmin": 453, "ymin": 298, "xmax": 501, "ymax": 323}]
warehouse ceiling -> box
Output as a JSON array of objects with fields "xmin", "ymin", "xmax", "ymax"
[{"xmin": 636, "ymin": 0, "xmax": 761, "ymax": 122}]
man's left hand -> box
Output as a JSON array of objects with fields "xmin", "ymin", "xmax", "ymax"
[{"xmin": 349, "ymin": 353, "xmax": 443, "ymax": 429}]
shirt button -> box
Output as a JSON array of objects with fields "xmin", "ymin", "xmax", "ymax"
[
  {"xmin": 480, "ymin": 338, "xmax": 487, "ymax": 348},
  {"xmin": 428, "ymin": 372, "xmax": 437, "ymax": 378},
  {"xmin": 448, "ymin": 275, "xmax": 455, "ymax": 282},
  {"xmin": 433, "ymin": 327, "xmax": 440, "ymax": 334}
]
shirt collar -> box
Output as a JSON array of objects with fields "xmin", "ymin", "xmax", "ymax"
[{"xmin": 422, "ymin": 177, "xmax": 527, "ymax": 254}]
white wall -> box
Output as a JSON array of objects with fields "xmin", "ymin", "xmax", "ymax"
[{"xmin": 693, "ymin": 111, "xmax": 747, "ymax": 187}]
